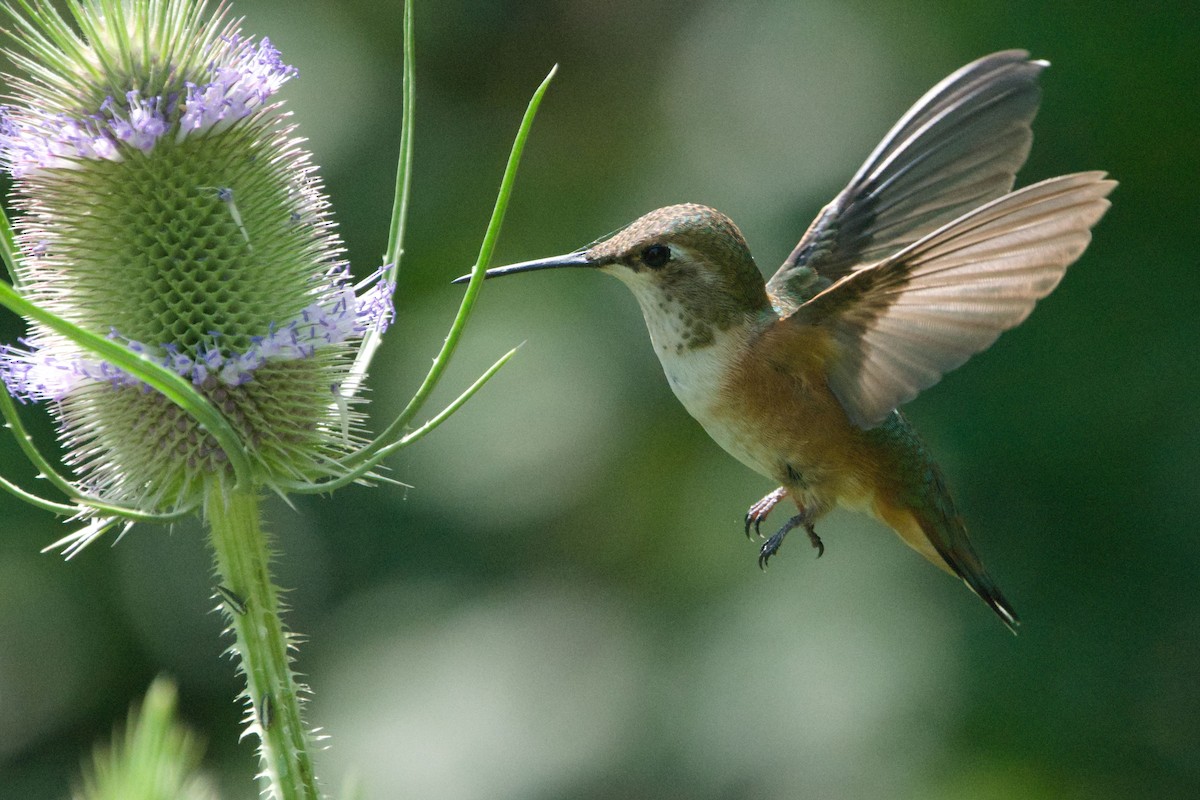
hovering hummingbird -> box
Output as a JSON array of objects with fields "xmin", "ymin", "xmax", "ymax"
[{"xmin": 457, "ymin": 51, "xmax": 1114, "ymax": 631}]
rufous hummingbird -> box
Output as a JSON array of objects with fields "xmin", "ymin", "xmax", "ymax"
[{"xmin": 457, "ymin": 51, "xmax": 1114, "ymax": 631}]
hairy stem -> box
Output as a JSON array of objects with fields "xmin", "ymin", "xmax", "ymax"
[{"xmin": 205, "ymin": 486, "xmax": 319, "ymax": 800}]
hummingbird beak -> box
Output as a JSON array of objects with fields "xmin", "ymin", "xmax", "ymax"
[{"xmin": 451, "ymin": 250, "xmax": 594, "ymax": 284}]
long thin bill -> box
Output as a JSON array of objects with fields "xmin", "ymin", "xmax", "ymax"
[{"xmin": 452, "ymin": 251, "xmax": 593, "ymax": 284}]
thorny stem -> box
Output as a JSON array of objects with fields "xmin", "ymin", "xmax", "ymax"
[{"xmin": 205, "ymin": 485, "xmax": 318, "ymax": 800}]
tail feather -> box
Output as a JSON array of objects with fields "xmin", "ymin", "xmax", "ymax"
[
  {"xmin": 865, "ymin": 412, "xmax": 1019, "ymax": 631},
  {"xmin": 919, "ymin": 509, "xmax": 1020, "ymax": 633},
  {"xmin": 875, "ymin": 494, "xmax": 1020, "ymax": 634}
]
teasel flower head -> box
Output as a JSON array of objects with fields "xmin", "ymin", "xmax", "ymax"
[{"xmin": 0, "ymin": 0, "xmax": 395, "ymax": 527}]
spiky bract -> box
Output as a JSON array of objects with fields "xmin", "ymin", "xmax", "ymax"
[{"xmin": 0, "ymin": 1, "xmax": 392, "ymax": 512}]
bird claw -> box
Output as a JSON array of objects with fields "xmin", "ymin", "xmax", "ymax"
[
  {"xmin": 806, "ymin": 524, "xmax": 824, "ymax": 558},
  {"xmin": 758, "ymin": 531, "xmax": 785, "ymax": 569},
  {"xmin": 744, "ymin": 487, "xmax": 787, "ymax": 539},
  {"xmin": 757, "ymin": 514, "xmax": 821, "ymax": 570}
]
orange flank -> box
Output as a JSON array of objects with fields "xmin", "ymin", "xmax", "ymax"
[{"xmin": 710, "ymin": 319, "xmax": 865, "ymax": 513}]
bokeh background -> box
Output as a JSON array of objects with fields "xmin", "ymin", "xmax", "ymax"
[{"xmin": 2, "ymin": 0, "xmax": 1196, "ymax": 797}]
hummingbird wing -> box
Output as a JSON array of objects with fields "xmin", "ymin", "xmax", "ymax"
[
  {"xmin": 767, "ymin": 50, "xmax": 1046, "ymax": 312},
  {"xmin": 789, "ymin": 172, "xmax": 1115, "ymax": 429}
]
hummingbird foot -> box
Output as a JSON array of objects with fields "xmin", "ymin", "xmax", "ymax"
[
  {"xmin": 758, "ymin": 512, "xmax": 820, "ymax": 569},
  {"xmin": 806, "ymin": 524, "xmax": 824, "ymax": 558},
  {"xmin": 745, "ymin": 487, "xmax": 788, "ymax": 538}
]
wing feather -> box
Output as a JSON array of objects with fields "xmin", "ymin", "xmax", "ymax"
[
  {"xmin": 768, "ymin": 51, "xmax": 1047, "ymax": 311},
  {"xmin": 792, "ymin": 172, "xmax": 1115, "ymax": 429}
]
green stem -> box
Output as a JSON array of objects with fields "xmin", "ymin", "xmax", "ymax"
[
  {"xmin": 205, "ymin": 485, "xmax": 319, "ymax": 800},
  {"xmin": 346, "ymin": 64, "xmax": 558, "ymax": 469},
  {"xmin": 345, "ymin": 0, "xmax": 415, "ymax": 397}
]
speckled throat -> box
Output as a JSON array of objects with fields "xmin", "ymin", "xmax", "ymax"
[{"xmin": 591, "ymin": 204, "xmax": 774, "ymax": 353}]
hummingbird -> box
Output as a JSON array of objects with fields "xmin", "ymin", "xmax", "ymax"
[{"xmin": 457, "ymin": 51, "xmax": 1114, "ymax": 631}]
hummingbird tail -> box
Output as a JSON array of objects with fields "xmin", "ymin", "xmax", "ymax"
[
  {"xmin": 866, "ymin": 413, "xmax": 1019, "ymax": 631},
  {"xmin": 875, "ymin": 495, "xmax": 1020, "ymax": 634}
]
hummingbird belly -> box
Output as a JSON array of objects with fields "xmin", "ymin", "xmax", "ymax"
[{"xmin": 686, "ymin": 323, "xmax": 876, "ymax": 513}]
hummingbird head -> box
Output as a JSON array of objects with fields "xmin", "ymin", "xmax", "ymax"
[{"xmin": 462, "ymin": 204, "xmax": 772, "ymax": 350}]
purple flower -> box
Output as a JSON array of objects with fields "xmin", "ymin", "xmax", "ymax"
[
  {"xmin": 179, "ymin": 38, "xmax": 299, "ymax": 138},
  {"xmin": 0, "ymin": 37, "xmax": 296, "ymax": 177},
  {"xmin": 0, "ymin": 268, "xmax": 394, "ymax": 403}
]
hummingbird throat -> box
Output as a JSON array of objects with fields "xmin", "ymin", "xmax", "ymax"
[{"xmin": 611, "ymin": 263, "xmax": 765, "ymax": 356}]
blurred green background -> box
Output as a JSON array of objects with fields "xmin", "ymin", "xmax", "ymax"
[{"xmin": 2, "ymin": 0, "xmax": 1196, "ymax": 797}]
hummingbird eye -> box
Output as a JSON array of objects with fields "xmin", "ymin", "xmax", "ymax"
[{"xmin": 641, "ymin": 244, "xmax": 671, "ymax": 269}]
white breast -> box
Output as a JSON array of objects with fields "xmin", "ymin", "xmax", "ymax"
[
  {"xmin": 629, "ymin": 291, "xmax": 778, "ymax": 478},
  {"xmin": 623, "ymin": 288, "xmax": 731, "ymax": 409},
  {"xmin": 654, "ymin": 326, "xmax": 738, "ymax": 421}
]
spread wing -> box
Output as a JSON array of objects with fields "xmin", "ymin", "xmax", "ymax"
[
  {"xmin": 791, "ymin": 172, "xmax": 1115, "ymax": 429},
  {"xmin": 768, "ymin": 50, "xmax": 1047, "ymax": 312}
]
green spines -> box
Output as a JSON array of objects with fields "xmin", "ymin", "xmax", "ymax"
[
  {"xmin": 23, "ymin": 129, "xmax": 334, "ymax": 352},
  {"xmin": 73, "ymin": 678, "xmax": 214, "ymax": 800},
  {"xmin": 3, "ymin": 0, "xmax": 229, "ymax": 116},
  {"xmin": 1, "ymin": 0, "xmax": 389, "ymax": 511}
]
